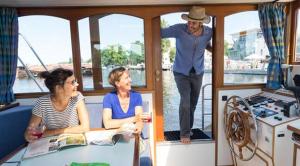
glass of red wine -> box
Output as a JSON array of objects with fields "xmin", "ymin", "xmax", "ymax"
[
  {"xmin": 141, "ymin": 112, "xmax": 152, "ymax": 123},
  {"xmin": 32, "ymin": 125, "xmax": 45, "ymax": 139}
]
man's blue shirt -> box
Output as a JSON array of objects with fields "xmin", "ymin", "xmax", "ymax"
[
  {"xmin": 161, "ymin": 23, "xmax": 212, "ymax": 76},
  {"xmin": 103, "ymin": 90, "xmax": 142, "ymax": 119}
]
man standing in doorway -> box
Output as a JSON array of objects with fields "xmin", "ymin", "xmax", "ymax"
[{"xmin": 161, "ymin": 6, "xmax": 212, "ymax": 144}]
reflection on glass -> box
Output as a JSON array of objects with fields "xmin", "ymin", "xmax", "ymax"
[{"xmin": 224, "ymin": 11, "xmax": 268, "ymax": 84}]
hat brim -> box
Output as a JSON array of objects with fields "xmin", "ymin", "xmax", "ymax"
[{"xmin": 181, "ymin": 14, "xmax": 211, "ymax": 24}]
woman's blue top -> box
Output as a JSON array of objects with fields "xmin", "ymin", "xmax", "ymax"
[{"xmin": 103, "ymin": 90, "xmax": 142, "ymax": 119}]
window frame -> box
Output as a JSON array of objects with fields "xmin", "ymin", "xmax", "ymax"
[{"xmin": 290, "ymin": 0, "xmax": 300, "ymax": 64}]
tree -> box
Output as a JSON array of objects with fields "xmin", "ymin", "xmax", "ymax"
[
  {"xmin": 101, "ymin": 44, "xmax": 127, "ymax": 66},
  {"xmin": 161, "ymin": 19, "xmax": 171, "ymax": 54},
  {"xmin": 224, "ymin": 41, "xmax": 230, "ymax": 57},
  {"xmin": 170, "ymin": 47, "xmax": 176, "ymax": 63},
  {"xmin": 128, "ymin": 40, "xmax": 145, "ymax": 65}
]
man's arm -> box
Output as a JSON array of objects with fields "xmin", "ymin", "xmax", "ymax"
[{"xmin": 161, "ymin": 24, "xmax": 178, "ymax": 38}]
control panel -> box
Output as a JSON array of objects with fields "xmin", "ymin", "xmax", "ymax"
[{"xmin": 239, "ymin": 91, "xmax": 298, "ymax": 126}]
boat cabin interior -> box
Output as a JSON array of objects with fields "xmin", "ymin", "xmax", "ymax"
[{"xmin": 1, "ymin": 0, "xmax": 300, "ymax": 165}]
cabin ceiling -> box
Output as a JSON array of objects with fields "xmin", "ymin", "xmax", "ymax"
[{"xmin": 0, "ymin": 0, "xmax": 295, "ymax": 7}]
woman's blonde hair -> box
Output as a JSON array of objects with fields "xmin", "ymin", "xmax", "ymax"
[{"xmin": 108, "ymin": 67, "xmax": 127, "ymax": 88}]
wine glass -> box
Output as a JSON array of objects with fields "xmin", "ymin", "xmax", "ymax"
[
  {"xmin": 141, "ymin": 112, "xmax": 152, "ymax": 123},
  {"xmin": 32, "ymin": 124, "xmax": 45, "ymax": 139}
]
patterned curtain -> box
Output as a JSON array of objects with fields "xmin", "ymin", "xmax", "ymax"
[
  {"xmin": 258, "ymin": 3, "xmax": 286, "ymax": 89},
  {"xmin": 0, "ymin": 8, "xmax": 18, "ymax": 104}
]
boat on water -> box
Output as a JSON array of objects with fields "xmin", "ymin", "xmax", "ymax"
[{"xmin": 1, "ymin": 0, "xmax": 300, "ymax": 166}]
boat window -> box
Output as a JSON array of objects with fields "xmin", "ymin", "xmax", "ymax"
[
  {"xmin": 15, "ymin": 16, "xmax": 72, "ymax": 93},
  {"xmin": 78, "ymin": 14, "xmax": 145, "ymax": 90},
  {"xmin": 295, "ymin": 9, "xmax": 300, "ymax": 62},
  {"xmin": 161, "ymin": 12, "xmax": 213, "ymax": 139},
  {"xmin": 224, "ymin": 11, "xmax": 268, "ymax": 85}
]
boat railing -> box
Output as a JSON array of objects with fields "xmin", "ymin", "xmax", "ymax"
[
  {"xmin": 201, "ymin": 83, "xmax": 212, "ymax": 131},
  {"xmin": 18, "ymin": 33, "xmax": 48, "ymax": 92},
  {"xmin": 19, "ymin": 33, "xmax": 48, "ymax": 71},
  {"xmin": 17, "ymin": 57, "xmax": 44, "ymax": 91}
]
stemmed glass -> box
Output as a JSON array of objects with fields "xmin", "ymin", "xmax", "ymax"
[
  {"xmin": 32, "ymin": 124, "xmax": 45, "ymax": 138},
  {"xmin": 141, "ymin": 112, "xmax": 152, "ymax": 123}
]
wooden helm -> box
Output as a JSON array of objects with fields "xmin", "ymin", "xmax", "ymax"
[{"xmin": 224, "ymin": 95, "xmax": 258, "ymax": 161}]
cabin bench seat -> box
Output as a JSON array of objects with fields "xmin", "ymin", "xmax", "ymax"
[
  {"xmin": 0, "ymin": 105, "xmax": 33, "ymax": 161},
  {"xmin": 86, "ymin": 101, "xmax": 150, "ymax": 139},
  {"xmin": 86, "ymin": 101, "xmax": 152, "ymax": 166}
]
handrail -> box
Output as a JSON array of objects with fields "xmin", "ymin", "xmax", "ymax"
[
  {"xmin": 201, "ymin": 83, "xmax": 212, "ymax": 130},
  {"xmin": 18, "ymin": 33, "xmax": 48, "ymax": 71},
  {"xmin": 18, "ymin": 33, "xmax": 48, "ymax": 92},
  {"xmin": 18, "ymin": 57, "xmax": 44, "ymax": 92}
]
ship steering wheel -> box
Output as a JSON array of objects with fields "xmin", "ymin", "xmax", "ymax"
[{"xmin": 224, "ymin": 95, "xmax": 259, "ymax": 161}]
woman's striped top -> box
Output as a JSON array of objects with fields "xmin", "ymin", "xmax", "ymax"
[{"xmin": 32, "ymin": 92, "xmax": 84, "ymax": 130}]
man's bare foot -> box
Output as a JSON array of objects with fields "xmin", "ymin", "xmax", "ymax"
[{"xmin": 180, "ymin": 137, "xmax": 191, "ymax": 144}]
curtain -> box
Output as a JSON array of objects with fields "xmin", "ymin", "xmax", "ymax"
[
  {"xmin": 0, "ymin": 8, "xmax": 18, "ymax": 104},
  {"xmin": 258, "ymin": 3, "xmax": 286, "ymax": 89}
]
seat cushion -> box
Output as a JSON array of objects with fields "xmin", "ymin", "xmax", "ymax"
[{"xmin": 0, "ymin": 106, "xmax": 33, "ymax": 159}]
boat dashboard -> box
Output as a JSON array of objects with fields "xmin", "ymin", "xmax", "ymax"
[{"xmin": 237, "ymin": 91, "xmax": 298, "ymax": 126}]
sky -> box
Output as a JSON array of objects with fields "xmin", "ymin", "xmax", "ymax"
[{"xmin": 18, "ymin": 11, "xmax": 264, "ymax": 65}]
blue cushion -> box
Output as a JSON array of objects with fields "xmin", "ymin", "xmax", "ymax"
[
  {"xmin": 140, "ymin": 156, "xmax": 152, "ymax": 166},
  {"xmin": 141, "ymin": 102, "xmax": 150, "ymax": 139},
  {"xmin": 0, "ymin": 106, "xmax": 33, "ymax": 159}
]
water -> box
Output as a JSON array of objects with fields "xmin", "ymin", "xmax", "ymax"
[
  {"xmin": 162, "ymin": 70, "xmax": 213, "ymax": 131},
  {"xmin": 13, "ymin": 70, "xmax": 266, "ymax": 132}
]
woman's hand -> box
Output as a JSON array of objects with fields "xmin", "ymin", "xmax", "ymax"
[
  {"xmin": 24, "ymin": 115, "xmax": 43, "ymax": 142},
  {"xmin": 24, "ymin": 124, "xmax": 40, "ymax": 142},
  {"xmin": 118, "ymin": 123, "xmax": 136, "ymax": 133},
  {"xmin": 134, "ymin": 114, "xmax": 143, "ymax": 123},
  {"xmin": 134, "ymin": 122, "xmax": 143, "ymax": 134}
]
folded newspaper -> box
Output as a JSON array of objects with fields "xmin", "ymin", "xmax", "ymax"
[{"xmin": 85, "ymin": 124, "xmax": 135, "ymax": 146}]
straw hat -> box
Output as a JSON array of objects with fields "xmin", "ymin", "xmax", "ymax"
[{"xmin": 181, "ymin": 6, "xmax": 211, "ymax": 24}]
